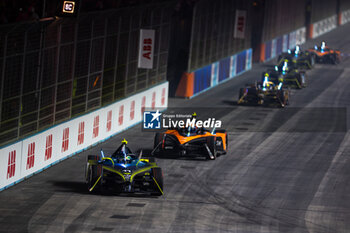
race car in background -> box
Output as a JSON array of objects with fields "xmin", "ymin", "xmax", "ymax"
[
  {"xmin": 266, "ymin": 59, "xmax": 307, "ymax": 89},
  {"xmin": 238, "ymin": 73, "xmax": 289, "ymax": 108},
  {"xmin": 86, "ymin": 139, "xmax": 163, "ymax": 196},
  {"xmin": 308, "ymin": 41, "xmax": 341, "ymax": 64},
  {"xmin": 152, "ymin": 113, "xmax": 227, "ymax": 160},
  {"xmin": 277, "ymin": 45, "xmax": 316, "ymax": 70}
]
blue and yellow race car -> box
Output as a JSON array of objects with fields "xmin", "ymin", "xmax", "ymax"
[{"xmin": 86, "ymin": 139, "xmax": 163, "ymax": 196}]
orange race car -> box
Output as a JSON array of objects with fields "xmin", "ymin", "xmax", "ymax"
[
  {"xmin": 308, "ymin": 41, "xmax": 341, "ymax": 64},
  {"xmin": 152, "ymin": 115, "xmax": 227, "ymax": 160}
]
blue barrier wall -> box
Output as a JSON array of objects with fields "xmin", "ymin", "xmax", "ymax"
[
  {"xmin": 189, "ymin": 48, "xmax": 252, "ymax": 98},
  {"xmin": 237, "ymin": 51, "xmax": 247, "ymax": 74},
  {"xmin": 265, "ymin": 41, "xmax": 272, "ymax": 61},
  {"xmin": 276, "ymin": 37, "xmax": 283, "ymax": 55},
  {"xmin": 194, "ymin": 65, "xmax": 211, "ymax": 94},
  {"xmin": 219, "ymin": 57, "xmax": 230, "ymax": 82}
]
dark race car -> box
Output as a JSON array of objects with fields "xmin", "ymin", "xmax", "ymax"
[
  {"xmin": 277, "ymin": 45, "xmax": 316, "ymax": 70},
  {"xmin": 307, "ymin": 41, "xmax": 341, "ymax": 64},
  {"xmin": 86, "ymin": 139, "xmax": 163, "ymax": 196},
  {"xmin": 152, "ymin": 114, "xmax": 227, "ymax": 160},
  {"xmin": 238, "ymin": 75, "xmax": 289, "ymax": 108},
  {"xmin": 266, "ymin": 59, "xmax": 307, "ymax": 89}
]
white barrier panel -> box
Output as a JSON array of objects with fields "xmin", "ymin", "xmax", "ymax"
[
  {"xmin": 245, "ymin": 48, "xmax": 252, "ymax": 70},
  {"xmin": 0, "ymin": 142, "xmax": 22, "ymax": 189},
  {"xmin": 312, "ymin": 15, "xmax": 337, "ymax": 38},
  {"xmin": 341, "ymin": 10, "xmax": 350, "ymax": 25},
  {"xmin": 295, "ymin": 27, "xmax": 306, "ymax": 45},
  {"xmin": 271, "ymin": 39, "xmax": 277, "ymax": 58},
  {"xmin": 229, "ymin": 54, "xmax": 237, "ymax": 78},
  {"xmin": 282, "ymin": 34, "xmax": 288, "ymax": 52},
  {"xmin": 288, "ymin": 30, "xmax": 297, "ymax": 49},
  {"xmin": 0, "ymin": 82, "xmax": 169, "ymax": 191}
]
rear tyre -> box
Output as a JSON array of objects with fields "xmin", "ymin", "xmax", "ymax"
[
  {"xmin": 86, "ymin": 155, "xmax": 102, "ymax": 193},
  {"xmin": 238, "ymin": 88, "xmax": 244, "ymax": 104},
  {"xmin": 151, "ymin": 167, "xmax": 163, "ymax": 196},
  {"xmin": 153, "ymin": 133, "xmax": 163, "ymax": 155},
  {"xmin": 206, "ymin": 136, "xmax": 217, "ymax": 160}
]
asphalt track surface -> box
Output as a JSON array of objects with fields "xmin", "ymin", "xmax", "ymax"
[{"xmin": 2, "ymin": 23, "xmax": 350, "ymax": 233}]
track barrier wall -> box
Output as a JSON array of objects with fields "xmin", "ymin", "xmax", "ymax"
[
  {"xmin": 259, "ymin": 27, "xmax": 306, "ymax": 62},
  {"xmin": 176, "ymin": 49, "xmax": 252, "ymax": 98},
  {"xmin": 309, "ymin": 15, "xmax": 337, "ymax": 38},
  {"xmin": 0, "ymin": 82, "xmax": 168, "ymax": 191},
  {"xmin": 340, "ymin": 9, "xmax": 350, "ymax": 25}
]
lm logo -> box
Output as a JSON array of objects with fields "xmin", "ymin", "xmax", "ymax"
[{"xmin": 143, "ymin": 110, "xmax": 161, "ymax": 129}]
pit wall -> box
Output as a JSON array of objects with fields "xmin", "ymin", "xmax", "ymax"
[
  {"xmin": 340, "ymin": 9, "xmax": 350, "ymax": 25},
  {"xmin": 259, "ymin": 27, "xmax": 306, "ymax": 62},
  {"xmin": 0, "ymin": 82, "xmax": 169, "ymax": 191},
  {"xmin": 175, "ymin": 48, "xmax": 252, "ymax": 98}
]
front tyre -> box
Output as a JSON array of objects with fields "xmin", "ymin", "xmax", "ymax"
[
  {"xmin": 86, "ymin": 155, "xmax": 102, "ymax": 193},
  {"xmin": 151, "ymin": 167, "xmax": 163, "ymax": 196},
  {"xmin": 206, "ymin": 136, "xmax": 217, "ymax": 160}
]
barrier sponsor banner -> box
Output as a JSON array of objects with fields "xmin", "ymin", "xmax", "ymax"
[
  {"xmin": 312, "ymin": 15, "xmax": 337, "ymax": 38},
  {"xmin": 211, "ymin": 62, "xmax": 219, "ymax": 87},
  {"xmin": 271, "ymin": 39, "xmax": 277, "ymax": 58},
  {"xmin": 295, "ymin": 27, "xmax": 306, "ymax": 45},
  {"xmin": 138, "ymin": 29, "xmax": 155, "ymax": 69},
  {"xmin": 0, "ymin": 142, "xmax": 22, "ymax": 189},
  {"xmin": 341, "ymin": 10, "xmax": 350, "ymax": 25},
  {"xmin": 233, "ymin": 10, "xmax": 247, "ymax": 39},
  {"xmin": 282, "ymin": 34, "xmax": 288, "ymax": 52},
  {"xmin": 288, "ymin": 31, "xmax": 297, "ymax": 49},
  {"xmin": 185, "ymin": 48, "xmax": 251, "ymax": 98},
  {"xmin": 218, "ymin": 57, "xmax": 230, "ymax": 82},
  {"xmin": 0, "ymin": 82, "xmax": 168, "ymax": 191},
  {"xmin": 230, "ymin": 55, "xmax": 237, "ymax": 78},
  {"xmin": 245, "ymin": 49, "xmax": 252, "ymax": 70}
]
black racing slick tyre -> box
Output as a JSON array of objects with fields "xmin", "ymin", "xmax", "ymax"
[
  {"xmin": 151, "ymin": 167, "xmax": 163, "ymax": 196},
  {"xmin": 238, "ymin": 88, "xmax": 244, "ymax": 102},
  {"xmin": 206, "ymin": 136, "xmax": 217, "ymax": 160},
  {"xmin": 86, "ymin": 155, "xmax": 102, "ymax": 193}
]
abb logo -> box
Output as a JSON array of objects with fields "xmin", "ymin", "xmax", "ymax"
[
  {"xmin": 130, "ymin": 101, "xmax": 135, "ymax": 120},
  {"xmin": 45, "ymin": 134, "xmax": 53, "ymax": 161},
  {"xmin": 7, "ymin": 150, "xmax": 16, "ymax": 179},
  {"xmin": 62, "ymin": 128, "xmax": 69, "ymax": 152},
  {"xmin": 119, "ymin": 105, "xmax": 124, "ymax": 126},
  {"xmin": 237, "ymin": 16, "xmax": 245, "ymax": 33},
  {"xmin": 152, "ymin": 92, "xmax": 156, "ymax": 109},
  {"xmin": 78, "ymin": 122, "xmax": 85, "ymax": 145},
  {"xmin": 26, "ymin": 142, "xmax": 35, "ymax": 170},
  {"xmin": 161, "ymin": 88, "xmax": 166, "ymax": 106},
  {"xmin": 93, "ymin": 116, "xmax": 99, "ymax": 138},
  {"xmin": 143, "ymin": 38, "xmax": 153, "ymax": 60},
  {"xmin": 141, "ymin": 96, "xmax": 146, "ymax": 114},
  {"xmin": 138, "ymin": 30, "xmax": 155, "ymax": 69},
  {"xmin": 106, "ymin": 111, "xmax": 112, "ymax": 132}
]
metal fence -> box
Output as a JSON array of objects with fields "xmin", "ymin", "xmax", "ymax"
[
  {"xmin": 187, "ymin": 0, "xmax": 252, "ymax": 72},
  {"xmin": 262, "ymin": 0, "xmax": 306, "ymax": 43},
  {"xmin": 0, "ymin": 2, "xmax": 174, "ymax": 147}
]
